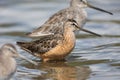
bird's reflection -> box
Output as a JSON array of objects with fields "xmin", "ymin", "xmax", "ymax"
[{"xmin": 21, "ymin": 61, "xmax": 90, "ymax": 80}]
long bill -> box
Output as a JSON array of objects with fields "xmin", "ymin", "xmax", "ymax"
[
  {"xmin": 18, "ymin": 54, "xmax": 38, "ymax": 65},
  {"xmin": 79, "ymin": 27, "xmax": 102, "ymax": 37},
  {"xmin": 71, "ymin": 19, "xmax": 102, "ymax": 37},
  {"xmin": 87, "ymin": 3, "xmax": 113, "ymax": 15}
]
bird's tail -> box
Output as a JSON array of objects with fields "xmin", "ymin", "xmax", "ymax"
[
  {"xmin": 17, "ymin": 42, "xmax": 27, "ymax": 48},
  {"xmin": 17, "ymin": 42, "xmax": 32, "ymax": 53}
]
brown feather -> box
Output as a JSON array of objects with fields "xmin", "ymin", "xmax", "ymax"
[{"xmin": 17, "ymin": 35, "xmax": 62, "ymax": 55}]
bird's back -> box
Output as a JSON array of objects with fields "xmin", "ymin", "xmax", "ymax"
[
  {"xmin": 17, "ymin": 35, "xmax": 63, "ymax": 56},
  {"xmin": 28, "ymin": 6, "xmax": 87, "ymax": 37}
]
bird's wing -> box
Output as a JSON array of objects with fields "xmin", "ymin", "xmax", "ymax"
[
  {"xmin": 27, "ymin": 8, "xmax": 74, "ymax": 37},
  {"xmin": 17, "ymin": 35, "xmax": 63, "ymax": 56}
]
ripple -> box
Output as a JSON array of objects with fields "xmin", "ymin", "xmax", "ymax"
[{"xmin": 0, "ymin": 0, "xmax": 120, "ymax": 80}]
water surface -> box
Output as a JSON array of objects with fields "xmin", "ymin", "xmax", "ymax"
[{"xmin": 0, "ymin": 0, "xmax": 120, "ymax": 80}]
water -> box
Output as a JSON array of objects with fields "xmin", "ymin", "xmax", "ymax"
[{"xmin": 0, "ymin": 0, "xmax": 120, "ymax": 80}]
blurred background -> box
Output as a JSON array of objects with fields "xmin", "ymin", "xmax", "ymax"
[{"xmin": 0, "ymin": 0, "xmax": 120, "ymax": 80}]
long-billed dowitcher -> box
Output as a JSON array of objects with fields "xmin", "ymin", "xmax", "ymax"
[
  {"xmin": 27, "ymin": 0, "xmax": 113, "ymax": 37},
  {"xmin": 17, "ymin": 19, "xmax": 102, "ymax": 62},
  {"xmin": 0, "ymin": 43, "xmax": 37, "ymax": 80}
]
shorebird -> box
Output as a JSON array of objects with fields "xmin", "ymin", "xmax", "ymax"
[
  {"xmin": 17, "ymin": 0, "xmax": 113, "ymax": 62},
  {"xmin": 0, "ymin": 43, "xmax": 37, "ymax": 80},
  {"xmin": 17, "ymin": 19, "xmax": 102, "ymax": 62},
  {"xmin": 27, "ymin": 0, "xmax": 113, "ymax": 37}
]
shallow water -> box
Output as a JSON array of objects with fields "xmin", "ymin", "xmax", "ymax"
[{"xmin": 0, "ymin": 0, "xmax": 120, "ymax": 80}]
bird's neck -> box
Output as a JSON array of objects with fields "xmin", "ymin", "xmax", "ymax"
[
  {"xmin": 70, "ymin": 0, "xmax": 83, "ymax": 8},
  {"xmin": 1, "ymin": 55, "xmax": 16, "ymax": 69},
  {"xmin": 63, "ymin": 27, "xmax": 76, "ymax": 46},
  {"xmin": 70, "ymin": 0, "xmax": 78, "ymax": 7},
  {"xmin": 0, "ymin": 57, "xmax": 16, "ymax": 77},
  {"xmin": 70, "ymin": 6, "xmax": 87, "ymax": 27}
]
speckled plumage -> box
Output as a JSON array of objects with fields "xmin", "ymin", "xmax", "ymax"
[
  {"xmin": 27, "ymin": 0, "xmax": 112, "ymax": 37},
  {"xmin": 17, "ymin": 35, "xmax": 62, "ymax": 54},
  {"xmin": 27, "ymin": 0, "xmax": 87, "ymax": 37},
  {"xmin": 17, "ymin": 0, "xmax": 113, "ymax": 62},
  {"xmin": 17, "ymin": 19, "xmax": 79, "ymax": 62}
]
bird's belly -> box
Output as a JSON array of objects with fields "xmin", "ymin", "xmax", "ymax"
[{"xmin": 41, "ymin": 42, "xmax": 75, "ymax": 61}]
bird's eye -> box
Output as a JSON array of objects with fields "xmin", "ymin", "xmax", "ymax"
[
  {"xmin": 72, "ymin": 20, "xmax": 77, "ymax": 26},
  {"xmin": 80, "ymin": 0, "xmax": 83, "ymax": 2},
  {"xmin": 72, "ymin": 22, "xmax": 79, "ymax": 29},
  {"xmin": 72, "ymin": 23, "xmax": 76, "ymax": 26},
  {"xmin": 8, "ymin": 48, "xmax": 15, "ymax": 53},
  {"xmin": 8, "ymin": 48, "xmax": 13, "ymax": 52},
  {"xmin": 72, "ymin": 23, "xmax": 74, "ymax": 25}
]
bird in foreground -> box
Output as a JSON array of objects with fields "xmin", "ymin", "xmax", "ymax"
[
  {"xmin": 0, "ymin": 43, "xmax": 37, "ymax": 80},
  {"xmin": 27, "ymin": 0, "xmax": 113, "ymax": 37},
  {"xmin": 17, "ymin": 19, "xmax": 102, "ymax": 62}
]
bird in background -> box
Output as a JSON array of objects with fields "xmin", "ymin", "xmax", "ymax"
[
  {"xmin": 27, "ymin": 0, "xmax": 113, "ymax": 38},
  {"xmin": 0, "ymin": 43, "xmax": 37, "ymax": 80}
]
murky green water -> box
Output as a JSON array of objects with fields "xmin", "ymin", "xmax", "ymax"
[{"xmin": 0, "ymin": 0, "xmax": 120, "ymax": 80}]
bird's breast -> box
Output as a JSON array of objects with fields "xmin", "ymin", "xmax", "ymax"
[
  {"xmin": 74, "ymin": 8, "xmax": 87, "ymax": 27},
  {"xmin": 42, "ymin": 31, "xmax": 76, "ymax": 59}
]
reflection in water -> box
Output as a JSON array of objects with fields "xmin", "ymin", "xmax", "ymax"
[
  {"xmin": 0, "ymin": 0, "xmax": 120, "ymax": 80},
  {"xmin": 22, "ymin": 62, "xmax": 90, "ymax": 80}
]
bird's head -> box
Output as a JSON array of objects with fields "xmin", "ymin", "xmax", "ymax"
[
  {"xmin": 1, "ymin": 44, "xmax": 18, "ymax": 58},
  {"xmin": 70, "ymin": 0, "xmax": 113, "ymax": 15},
  {"xmin": 0, "ymin": 43, "xmax": 37, "ymax": 65}
]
